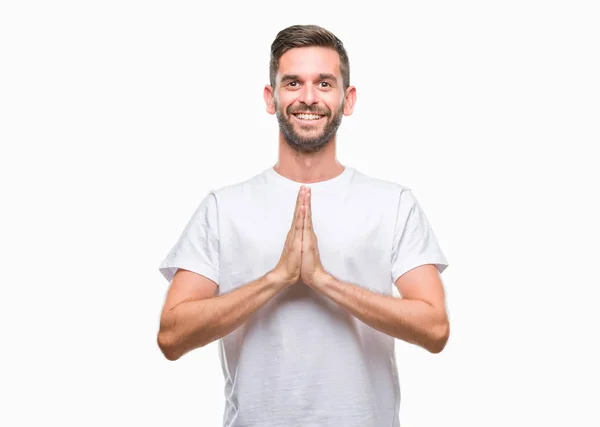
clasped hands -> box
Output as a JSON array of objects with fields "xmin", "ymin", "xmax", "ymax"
[{"xmin": 271, "ymin": 185, "xmax": 330, "ymax": 289}]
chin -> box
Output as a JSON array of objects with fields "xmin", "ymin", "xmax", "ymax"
[{"xmin": 286, "ymin": 137, "xmax": 331, "ymax": 154}]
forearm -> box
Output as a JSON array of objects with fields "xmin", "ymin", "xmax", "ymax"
[
  {"xmin": 316, "ymin": 274, "xmax": 449, "ymax": 353},
  {"xmin": 159, "ymin": 272, "xmax": 285, "ymax": 360}
]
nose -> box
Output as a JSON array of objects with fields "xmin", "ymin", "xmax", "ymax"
[{"xmin": 298, "ymin": 84, "xmax": 317, "ymax": 106}]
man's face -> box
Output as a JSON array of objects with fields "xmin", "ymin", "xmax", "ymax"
[{"xmin": 266, "ymin": 46, "xmax": 354, "ymax": 153}]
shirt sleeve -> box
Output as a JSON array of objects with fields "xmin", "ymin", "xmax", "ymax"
[
  {"xmin": 391, "ymin": 189, "xmax": 449, "ymax": 283},
  {"xmin": 158, "ymin": 192, "xmax": 220, "ymax": 285}
]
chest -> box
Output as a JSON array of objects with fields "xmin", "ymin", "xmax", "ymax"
[{"xmin": 218, "ymin": 192, "xmax": 395, "ymax": 293}]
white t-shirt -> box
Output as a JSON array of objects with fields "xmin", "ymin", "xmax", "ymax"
[{"xmin": 158, "ymin": 165, "xmax": 449, "ymax": 427}]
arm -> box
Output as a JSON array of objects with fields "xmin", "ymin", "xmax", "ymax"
[
  {"xmin": 300, "ymin": 187, "xmax": 449, "ymax": 353},
  {"xmin": 158, "ymin": 268, "xmax": 287, "ymax": 361},
  {"xmin": 311, "ymin": 264, "xmax": 449, "ymax": 353},
  {"xmin": 158, "ymin": 185, "xmax": 307, "ymax": 361}
]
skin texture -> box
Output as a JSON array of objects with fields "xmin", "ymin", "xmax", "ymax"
[
  {"xmin": 157, "ymin": 45, "xmax": 449, "ymax": 360},
  {"xmin": 268, "ymin": 47, "xmax": 348, "ymax": 154},
  {"xmin": 263, "ymin": 46, "xmax": 356, "ymax": 183}
]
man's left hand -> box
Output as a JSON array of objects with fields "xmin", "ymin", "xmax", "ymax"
[{"xmin": 301, "ymin": 187, "xmax": 330, "ymax": 288}]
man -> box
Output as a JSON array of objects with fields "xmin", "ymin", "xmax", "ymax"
[{"xmin": 157, "ymin": 24, "xmax": 450, "ymax": 427}]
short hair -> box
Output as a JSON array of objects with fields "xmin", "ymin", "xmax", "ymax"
[{"xmin": 269, "ymin": 24, "xmax": 350, "ymax": 90}]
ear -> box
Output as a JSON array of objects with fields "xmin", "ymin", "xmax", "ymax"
[
  {"xmin": 264, "ymin": 85, "xmax": 276, "ymax": 115},
  {"xmin": 343, "ymin": 86, "xmax": 357, "ymax": 116}
]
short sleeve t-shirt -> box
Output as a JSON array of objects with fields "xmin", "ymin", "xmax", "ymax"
[{"xmin": 158, "ymin": 165, "xmax": 449, "ymax": 427}]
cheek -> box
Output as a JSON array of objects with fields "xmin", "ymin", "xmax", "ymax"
[
  {"xmin": 323, "ymin": 94, "xmax": 343, "ymax": 112},
  {"xmin": 276, "ymin": 93, "xmax": 296, "ymax": 111}
]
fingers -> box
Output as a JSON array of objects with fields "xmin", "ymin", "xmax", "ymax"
[
  {"xmin": 302, "ymin": 187, "xmax": 313, "ymax": 248},
  {"xmin": 291, "ymin": 186, "xmax": 305, "ymax": 243},
  {"xmin": 305, "ymin": 187, "xmax": 313, "ymax": 231},
  {"xmin": 296, "ymin": 185, "xmax": 305, "ymax": 208}
]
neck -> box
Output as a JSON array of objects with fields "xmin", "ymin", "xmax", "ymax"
[{"xmin": 273, "ymin": 133, "xmax": 345, "ymax": 183}]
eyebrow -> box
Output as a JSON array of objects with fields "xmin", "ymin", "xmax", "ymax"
[
  {"xmin": 280, "ymin": 74, "xmax": 299, "ymax": 84},
  {"xmin": 317, "ymin": 73, "xmax": 337, "ymax": 82},
  {"xmin": 280, "ymin": 73, "xmax": 338, "ymax": 84}
]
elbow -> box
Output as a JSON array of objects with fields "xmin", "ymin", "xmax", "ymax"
[
  {"xmin": 428, "ymin": 320, "xmax": 450, "ymax": 354},
  {"xmin": 157, "ymin": 331, "xmax": 181, "ymax": 361}
]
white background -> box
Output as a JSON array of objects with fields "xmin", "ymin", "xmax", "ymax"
[{"xmin": 1, "ymin": 1, "xmax": 599, "ymax": 426}]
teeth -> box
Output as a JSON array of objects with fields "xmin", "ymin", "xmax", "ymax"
[{"xmin": 296, "ymin": 114, "xmax": 322, "ymax": 120}]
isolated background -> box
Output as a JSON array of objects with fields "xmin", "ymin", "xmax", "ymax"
[{"xmin": 1, "ymin": 1, "xmax": 599, "ymax": 426}]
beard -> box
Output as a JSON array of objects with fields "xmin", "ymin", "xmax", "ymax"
[{"xmin": 275, "ymin": 101, "xmax": 344, "ymax": 154}]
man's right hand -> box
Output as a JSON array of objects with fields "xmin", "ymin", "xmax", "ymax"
[{"xmin": 270, "ymin": 185, "xmax": 306, "ymax": 288}]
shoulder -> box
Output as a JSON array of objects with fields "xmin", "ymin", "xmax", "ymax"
[
  {"xmin": 348, "ymin": 166, "xmax": 412, "ymax": 200},
  {"xmin": 209, "ymin": 167, "xmax": 272, "ymax": 207}
]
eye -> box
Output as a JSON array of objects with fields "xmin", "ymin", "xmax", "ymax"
[
  {"xmin": 319, "ymin": 81, "xmax": 331, "ymax": 88},
  {"xmin": 288, "ymin": 81, "xmax": 299, "ymax": 87}
]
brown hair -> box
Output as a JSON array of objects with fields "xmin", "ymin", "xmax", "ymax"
[{"xmin": 269, "ymin": 25, "xmax": 350, "ymax": 90}]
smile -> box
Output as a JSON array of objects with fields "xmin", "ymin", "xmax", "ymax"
[{"xmin": 292, "ymin": 113, "xmax": 325, "ymax": 122}]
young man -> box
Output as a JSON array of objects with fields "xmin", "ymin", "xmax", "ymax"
[{"xmin": 157, "ymin": 24, "xmax": 450, "ymax": 427}]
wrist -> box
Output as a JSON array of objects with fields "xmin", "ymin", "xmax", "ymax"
[
  {"xmin": 266, "ymin": 270, "xmax": 295, "ymax": 290},
  {"xmin": 313, "ymin": 270, "xmax": 333, "ymax": 290}
]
